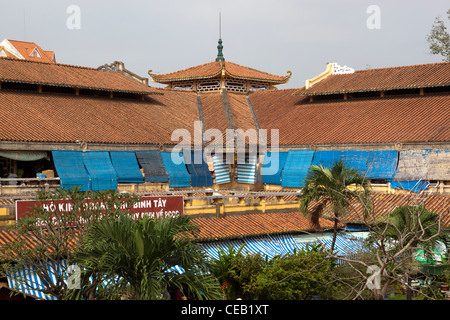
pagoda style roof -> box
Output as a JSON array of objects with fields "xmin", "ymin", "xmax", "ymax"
[{"xmin": 149, "ymin": 60, "xmax": 291, "ymax": 84}]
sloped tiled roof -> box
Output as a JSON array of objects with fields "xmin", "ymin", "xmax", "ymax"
[
  {"xmin": 0, "ymin": 58, "xmax": 161, "ymax": 95},
  {"xmin": 191, "ymin": 211, "xmax": 336, "ymax": 241},
  {"xmin": 249, "ymin": 89, "xmax": 450, "ymax": 146},
  {"xmin": 338, "ymin": 193, "xmax": 450, "ymax": 228},
  {"xmin": 295, "ymin": 62, "xmax": 450, "ymax": 96},
  {"xmin": 150, "ymin": 60, "xmax": 291, "ymax": 84},
  {"xmin": 0, "ymin": 89, "xmax": 198, "ymax": 145},
  {"xmin": 199, "ymin": 92, "xmax": 230, "ymax": 134},
  {"xmin": 5, "ymin": 40, "xmax": 56, "ymax": 64},
  {"xmin": 227, "ymin": 92, "xmax": 256, "ymax": 132}
]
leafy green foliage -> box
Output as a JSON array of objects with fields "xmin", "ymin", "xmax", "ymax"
[
  {"xmin": 254, "ymin": 245, "xmax": 335, "ymax": 300},
  {"xmin": 208, "ymin": 244, "xmax": 338, "ymax": 300},
  {"xmin": 427, "ymin": 9, "xmax": 450, "ymax": 62},
  {"xmin": 72, "ymin": 213, "xmax": 223, "ymax": 300},
  {"xmin": 0, "ymin": 188, "xmax": 139, "ymax": 300},
  {"xmin": 209, "ymin": 245, "xmax": 267, "ymax": 299}
]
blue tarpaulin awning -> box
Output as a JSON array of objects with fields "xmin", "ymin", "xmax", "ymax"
[
  {"xmin": 281, "ymin": 150, "xmax": 315, "ymax": 187},
  {"xmin": 82, "ymin": 151, "xmax": 118, "ymax": 191},
  {"xmin": 365, "ymin": 150, "xmax": 398, "ymax": 180},
  {"xmin": 109, "ymin": 151, "xmax": 144, "ymax": 183},
  {"xmin": 312, "ymin": 150, "xmax": 370, "ymax": 174},
  {"xmin": 388, "ymin": 180, "xmax": 429, "ymax": 192},
  {"xmin": 52, "ymin": 150, "xmax": 90, "ymax": 191},
  {"xmin": 340, "ymin": 150, "xmax": 370, "ymax": 175},
  {"xmin": 311, "ymin": 150, "xmax": 342, "ymax": 169},
  {"xmin": 160, "ymin": 151, "xmax": 191, "ymax": 187},
  {"xmin": 212, "ymin": 154, "xmax": 231, "ymax": 184},
  {"xmin": 201, "ymin": 234, "xmax": 366, "ymax": 263},
  {"xmin": 135, "ymin": 150, "xmax": 169, "ymax": 183},
  {"xmin": 236, "ymin": 154, "xmax": 257, "ymax": 184},
  {"xmin": 261, "ymin": 151, "xmax": 288, "ymax": 185},
  {"xmin": 184, "ymin": 150, "xmax": 213, "ymax": 187}
]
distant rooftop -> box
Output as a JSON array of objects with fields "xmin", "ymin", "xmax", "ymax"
[
  {"xmin": 296, "ymin": 61, "xmax": 450, "ymax": 96},
  {"xmin": 0, "ymin": 39, "xmax": 56, "ymax": 64}
]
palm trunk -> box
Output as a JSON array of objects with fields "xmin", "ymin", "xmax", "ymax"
[{"xmin": 330, "ymin": 217, "xmax": 338, "ymax": 253}]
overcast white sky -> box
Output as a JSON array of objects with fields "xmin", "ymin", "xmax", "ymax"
[{"xmin": 1, "ymin": 0, "xmax": 449, "ymax": 88}]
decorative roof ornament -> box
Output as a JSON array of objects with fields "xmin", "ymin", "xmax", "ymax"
[
  {"xmin": 304, "ymin": 62, "xmax": 355, "ymax": 89},
  {"xmin": 331, "ymin": 62, "xmax": 355, "ymax": 74},
  {"xmin": 216, "ymin": 38, "xmax": 225, "ymax": 62}
]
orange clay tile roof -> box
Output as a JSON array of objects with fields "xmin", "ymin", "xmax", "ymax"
[
  {"xmin": 150, "ymin": 60, "xmax": 291, "ymax": 83},
  {"xmin": 329, "ymin": 193, "xmax": 450, "ymax": 228},
  {"xmin": 0, "ymin": 212, "xmax": 329, "ymax": 249},
  {"xmin": 0, "ymin": 89, "xmax": 199, "ymax": 145},
  {"xmin": 227, "ymin": 92, "xmax": 256, "ymax": 132},
  {"xmin": 295, "ymin": 62, "xmax": 450, "ymax": 96},
  {"xmin": 191, "ymin": 211, "xmax": 336, "ymax": 241},
  {"xmin": 199, "ymin": 92, "xmax": 230, "ymax": 133},
  {"xmin": 249, "ymin": 89, "xmax": 450, "ymax": 146},
  {"xmin": 6, "ymin": 40, "xmax": 56, "ymax": 64},
  {"xmin": 0, "ymin": 57, "xmax": 161, "ymax": 95}
]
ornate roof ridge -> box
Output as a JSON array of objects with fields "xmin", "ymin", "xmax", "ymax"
[
  {"xmin": 149, "ymin": 61, "xmax": 222, "ymax": 82},
  {"xmin": 149, "ymin": 59, "xmax": 291, "ymax": 84}
]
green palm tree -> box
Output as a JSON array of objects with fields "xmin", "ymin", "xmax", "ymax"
[
  {"xmin": 300, "ymin": 159, "xmax": 371, "ymax": 253},
  {"xmin": 377, "ymin": 205, "xmax": 445, "ymax": 250},
  {"xmin": 72, "ymin": 213, "xmax": 223, "ymax": 300},
  {"xmin": 373, "ymin": 205, "xmax": 448, "ymax": 300}
]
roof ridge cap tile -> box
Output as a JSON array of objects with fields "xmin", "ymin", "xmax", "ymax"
[
  {"xmin": 0, "ymin": 56, "xmax": 98, "ymax": 71},
  {"xmin": 352, "ymin": 61, "xmax": 450, "ymax": 73},
  {"xmin": 150, "ymin": 61, "xmax": 220, "ymax": 77}
]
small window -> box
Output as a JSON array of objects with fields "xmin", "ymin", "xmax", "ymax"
[
  {"xmin": 29, "ymin": 47, "xmax": 42, "ymax": 58},
  {"xmin": 172, "ymin": 81, "xmax": 194, "ymax": 91},
  {"xmin": 249, "ymin": 81, "xmax": 270, "ymax": 91},
  {"xmin": 197, "ymin": 79, "xmax": 221, "ymax": 92}
]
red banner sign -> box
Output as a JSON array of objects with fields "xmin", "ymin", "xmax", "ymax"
[{"xmin": 15, "ymin": 196, "xmax": 184, "ymax": 221}]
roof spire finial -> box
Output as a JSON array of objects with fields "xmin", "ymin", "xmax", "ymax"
[{"xmin": 216, "ymin": 11, "xmax": 225, "ymax": 62}]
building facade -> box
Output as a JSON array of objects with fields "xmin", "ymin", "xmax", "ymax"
[{"xmin": 0, "ymin": 38, "xmax": 450, "ymax": 228}]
